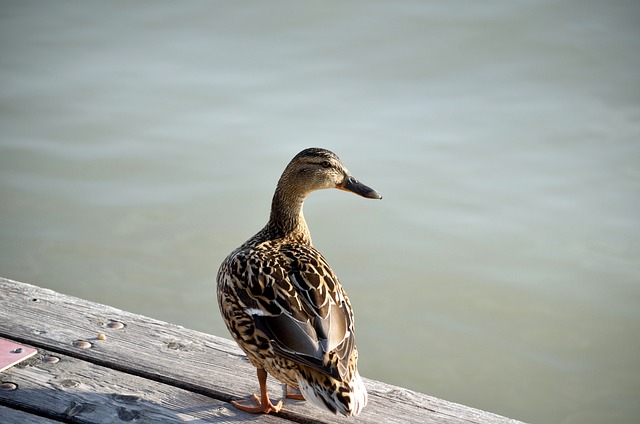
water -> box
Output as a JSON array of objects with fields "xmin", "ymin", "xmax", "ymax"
[{"xmin": 1, "ymin": 1, "xmax": 639, "ymax": 422}]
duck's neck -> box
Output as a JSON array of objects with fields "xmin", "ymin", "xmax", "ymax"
[{"xmin": 265, "ymin": 185, "xmax": 312, "ymax": 245}]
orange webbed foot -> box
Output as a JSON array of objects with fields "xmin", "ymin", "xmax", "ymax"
[
  {"xmin": 231, "ymin": 368, "xmax": 283, "ymax": 414},
  {"xmin": 231, "ymin": 395, "xmax": 282, "ymax": 414}
]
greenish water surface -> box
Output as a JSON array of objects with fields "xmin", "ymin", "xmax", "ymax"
[{"xmin": 1, "ymin": 2, "xmax": 639, "ymax": 423}]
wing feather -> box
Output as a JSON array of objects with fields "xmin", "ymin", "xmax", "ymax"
[{"xmin": 232, "ymin": 242, "xmax": 355, "ymax": 380}]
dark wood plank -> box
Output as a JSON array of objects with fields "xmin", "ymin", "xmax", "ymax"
[
  {"xmin": 0, "ymin": 343, "xmax": 287, "ymax": 423},
  {"xmin": 0, "ymin": 405, "xmax": 60, "ymax": 424},
  {"xmin": 0, "ymin": 277, "xmax": 525, "ymax": 424}
]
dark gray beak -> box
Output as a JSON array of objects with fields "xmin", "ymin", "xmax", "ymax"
[{"xmin": 340, "ymin": 176, "xmax": 382, "ymax": 199}]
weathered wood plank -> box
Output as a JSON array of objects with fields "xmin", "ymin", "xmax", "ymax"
[
  {"xmin": 0, "ymin": 405, "xmax": 60, "ymax": 424},
  {"xmin": 0, "ymin": 277, "xmax": 525, "ymax": 424},
  {"xmin": 0, "ymin": 344, "xmax": 286, "ymax": 423}
]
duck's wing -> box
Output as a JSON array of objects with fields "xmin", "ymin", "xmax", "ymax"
[{"xmin": 234, "ymin": 243, "xmax": 355, "ymax": 380}]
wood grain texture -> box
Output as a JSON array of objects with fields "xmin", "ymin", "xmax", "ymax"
[
  {"xmin": 0, "ymin": 277, "xmax": 526, "ymax": 424},
  {"xmin": 0, "ymin": 405, "xmax": 60, "ymax": 424},
  {"xmin": 0, "ymin": 347, "xmax": 286, "ymax": 423}
]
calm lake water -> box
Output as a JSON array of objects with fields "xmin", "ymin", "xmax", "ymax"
[{"xmin": 1, "ymin": 1, "xmax": 639, "ymax": 423}]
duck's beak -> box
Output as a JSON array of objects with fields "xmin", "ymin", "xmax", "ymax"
[{"xmin": 340, "ymin": 175, "xmax": 382, "ymax": 199}]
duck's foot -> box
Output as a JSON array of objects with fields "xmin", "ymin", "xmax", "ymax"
[
  {"xmin": 231, "ymin": 395, "xmax": 282, "ymax": 414},
  {"xmin": 285, "ymin": 385, "xmax": 305, "ymax": 401},
  {"xmin": 230, "ymin": 368, "xmax": 282, "ymax": 414}
]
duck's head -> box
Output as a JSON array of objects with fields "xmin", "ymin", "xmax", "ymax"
[{"xmin": 281, "ymin": 148, "xmax": 382, "ymax": 200}]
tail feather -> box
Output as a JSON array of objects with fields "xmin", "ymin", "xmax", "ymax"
[{"xmin": 297, "ymin": 371, "xmax": 368, "ymax": 417}]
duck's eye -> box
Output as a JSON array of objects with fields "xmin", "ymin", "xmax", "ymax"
[{"xmin": 321, "ymin": 161, "xmax": 332, "ymax": 168}]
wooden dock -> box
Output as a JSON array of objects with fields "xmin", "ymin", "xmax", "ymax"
[{"xmin": 0, "ymin": 277, "xmax": 524, "ymax": 423}]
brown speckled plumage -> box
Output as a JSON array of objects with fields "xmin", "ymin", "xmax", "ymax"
[{"xmin": 217, "ymin": 148, "xmax": 381, "ymax": 416}]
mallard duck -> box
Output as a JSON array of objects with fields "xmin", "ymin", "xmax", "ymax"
[{"xmin": 217, "ymin": 147, "xmax": 381, "ymax": 416}]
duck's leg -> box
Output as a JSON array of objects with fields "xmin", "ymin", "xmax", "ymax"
[
  {"xmin": 231, "ymin": 368, "xmax": 283, "ymax": 414},
  {"xmin": 285, "ymin": 385, "xmax": 305, "ymax": 400}
]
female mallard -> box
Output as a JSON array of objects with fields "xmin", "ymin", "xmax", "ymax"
[{"xmin": 217, "ymin": 148, "xmax": 381, "ymax": 416}]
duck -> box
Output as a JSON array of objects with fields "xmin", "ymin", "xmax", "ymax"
[{"xmin": 216, "ymin": 147, "xmax": 381, "ymax": 416}]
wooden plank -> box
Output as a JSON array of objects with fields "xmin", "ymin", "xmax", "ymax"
[
  {"xmin": 0, "ymin": 277, "xmax": 525, "ymax": 423},
  {"xmin": 0, "ymin": 405, "xmax": 60, "ymax": 424},
  {"xmin": 0, "ymin": 344, "xmax": 287, "ymax": 423}
]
